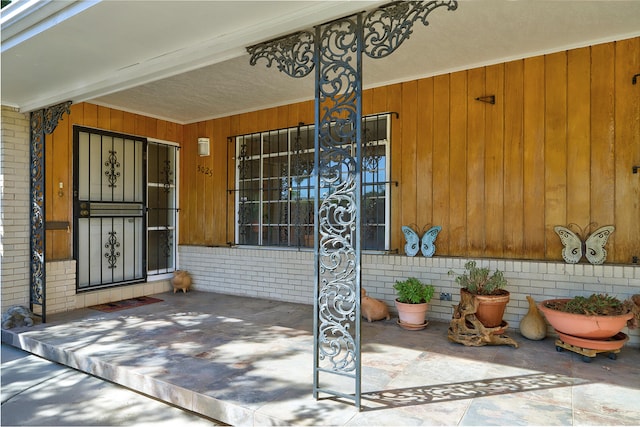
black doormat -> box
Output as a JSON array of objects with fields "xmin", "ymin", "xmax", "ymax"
[{"xmin": 88, "ymin": 296, "xmax": 163, "ymax": 313}]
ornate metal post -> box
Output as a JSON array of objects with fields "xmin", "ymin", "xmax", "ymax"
[
  {"xmin": 312, "ymin": 12, "xmax": 364, "ymax": 407},
  {"xmin": 248, "ymin": 1, "xmax": 457, "ymax": 409},
  {"xmin": 30, "ymin": 101, "xmax": 72, "ymax": 322}
]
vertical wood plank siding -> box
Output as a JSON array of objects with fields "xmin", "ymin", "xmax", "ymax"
[
  {"xmin": 46, "ymin": 38, "xmax": 639, "ymax": 264},
  {"xmin": 615, "ymin": 38, "xmax": 640, "ymax": 263}
]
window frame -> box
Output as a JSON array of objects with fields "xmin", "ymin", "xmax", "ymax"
[
  {"xmin": 146, "ymin": 138, "xmax": 179, "ymax": 280},
  {"xmin": 235, "ymin": 113, "xmax": 391, "ymax": 251}
]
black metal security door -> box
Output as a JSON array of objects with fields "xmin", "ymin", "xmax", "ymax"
[{"xmin": 73, "ymin": 126, "xmax": 147, "ymax": 291}]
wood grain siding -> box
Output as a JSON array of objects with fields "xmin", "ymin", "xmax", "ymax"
[
  {"xmin": 449, "ymin": 70, "xmax": 468, "ymax": 255},
  {"xmin": 544, "ymin": 51, "xmax": 567, "ymax": 259},
  {"xmin": 432, "ymin": 74, "xmax": 451, "ymax": 255},
  {"xmin": 45, "ymin": 37, "xmax": 639, "ymax": 265},
  {"xmin": 614, "ymin": 37, "xmax": 640, "ymax": 264},
  {"xmin": 566, "ymin": 47, "xmax": 591, "ymax": 245},
  {"xmin": 485, "ymin": 63, "xmax": 505, "ymax": 259},
  {"xmin": 416, "ymin": 78, "xmax": 435, "ymax": 241},
  {"xmin": 503, "ymin": 60, "xmax": 524, "ymax": 259},
  {"xmin": 522, "ymin": 55, "xmax": 546, "ymax": 259},
  {"xmin": 401, "ymin": 80, "xmax": 418, "ymax": 233},
  {"xmin": 590, "ymin": 43, "xmax": 617, "ymax": 254}
]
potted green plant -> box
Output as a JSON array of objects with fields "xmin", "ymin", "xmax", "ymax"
[
  {"xmin": 393, "ymin": 277, "xmax": 435, "ymax": 330},
  {"xmin": 538, "ymin": 294, "xmax": 639, "ymax": 352},
  {"xmin": 451, "ymin": 260, "xmax": 510, "ymax": 328}
]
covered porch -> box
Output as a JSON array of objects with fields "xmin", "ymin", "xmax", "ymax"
[
  {"xmin": 2, "ymin": 1, "xmax": 640, "ymax": 423},
  {"xmin": 3, "ymin": 291, "xmax": 639, "ymax": 426}
]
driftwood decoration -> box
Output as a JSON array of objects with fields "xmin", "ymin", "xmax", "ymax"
[{"xmin": 448, "ymin": 290, "xmax": 519, "ymax": 348}]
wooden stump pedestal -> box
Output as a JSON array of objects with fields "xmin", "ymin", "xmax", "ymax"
[{"xmin": 448, "ymin": 290, "xmax": 519, "ymax": 348}]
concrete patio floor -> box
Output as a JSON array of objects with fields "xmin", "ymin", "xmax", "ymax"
[{"xmin": 2, "ymin": 290, "xmax": 639, "ymax": 426}]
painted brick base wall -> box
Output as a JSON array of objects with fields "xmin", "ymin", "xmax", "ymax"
[
  {"xmin": 46, "ymin": 261, "xmax": 77, "ymax": 313},
  {"xmin": 1, "ymin": 106, "xmax": 31, "ymax": 313},
  {"xmin": 179, "ymin": 246, "xmax": 315, "ymax": 304},
  {"xmin": 179, "ymin": 245, "xmax": 640, "ymax": 347},
  {"xmin": 19, "ymin": 259, "xmax": 172, "ymax": 316},
  {"xmin": 73, "ymin": 279, "xmax": 172, "ymax": 310}
]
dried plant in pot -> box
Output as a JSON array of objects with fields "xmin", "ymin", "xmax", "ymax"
[
  {"xmin": 451, "ymin": 261, "xmax": 510, "ymax": 328},
  {"xmin": 393, "ymin": 277, "xmax": 435, "ymax": 330}
]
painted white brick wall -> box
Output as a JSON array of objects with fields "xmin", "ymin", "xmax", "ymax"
[
  {"xmin": 73, "ymin": 279, "xmax": 172, "ymax": 310},
  {"xmin": 180, "ymin": 247, "xmax": 315, "ymax": 304},
  {"xmin": 44, "ymin": 259, "xmax": 172, "ymax": 313},
  {"xmin": 46, "ymin": 261, "xmax": 77, "ymax": 313},
  {"xmin": 179, "ymin": 245, "xmax": 640, "ymax": 347},
  {"xmin": 1, "ymin": 106, "xmax": 31, "ymax": 312}
]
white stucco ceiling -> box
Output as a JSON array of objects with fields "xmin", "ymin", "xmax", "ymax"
[{"xmin": 2, "ymin": 0, "xmax": 640, "ymax": 124}]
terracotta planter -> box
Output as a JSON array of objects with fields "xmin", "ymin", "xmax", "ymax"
[
  {"xmin": 395, "ymin": 299, "xmax": 428, "ymax": 328},
  {"xmin": 557, "ymin": 331, "xmax": 629, "ymax": 351},
  {"xmin": 538, "ymin": 299, "xmax": 633, "ymax": 339},
  {"xmin": 461, "ymin": 288, "xmax": 510, "ymax": 328}
]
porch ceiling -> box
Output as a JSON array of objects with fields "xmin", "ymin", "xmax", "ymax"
[{"xmin": 2, "ymin": 0, "xmax": 639, "ymax": 125}]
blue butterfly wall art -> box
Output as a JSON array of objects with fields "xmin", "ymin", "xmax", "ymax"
[
  {"xmin": 553, "ymin": 223, "xmax": 615, "ymax": 265},
  {"xmin": 402, "ymin": 224, "xmax": 442, "ymax": 257}
]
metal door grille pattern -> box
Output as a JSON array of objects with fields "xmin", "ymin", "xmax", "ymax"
[
  {"xmin": 248, "ymin": 0, "xmax": 458, "ymax": 409},
  {"xmin": 73, "ymin": 127, "xmax": 147, "ymax": 291}
]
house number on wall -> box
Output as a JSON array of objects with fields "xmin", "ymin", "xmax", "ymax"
[{"xmin": 197, "ymin": 165, "xmax": 213, "ymax": 177}]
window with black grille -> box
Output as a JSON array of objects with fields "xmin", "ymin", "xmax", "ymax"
[{"xmin": 235, "ymin": 113, "xmax": 390, "ymax": 251}]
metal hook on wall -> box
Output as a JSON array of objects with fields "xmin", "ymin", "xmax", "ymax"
[
  {"xmin": 475, "ymin": 95, "xmax": 495, "ymax": 104},
  {"xmin": 632, "ymin": 73, "xmax": 640, "ymax": 85}
]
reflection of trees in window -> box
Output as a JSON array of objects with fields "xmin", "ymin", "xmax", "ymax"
[
  {"xmin": 362, "ymin": 116, "xmax": 387, "ymax": 250},
  {"xmin": 235, "ymin": 113, "xmax": 390, "ymax": 250},
  {"xmin": 291, "ymin": 123, "xmax": 314, "ymax": 247}
]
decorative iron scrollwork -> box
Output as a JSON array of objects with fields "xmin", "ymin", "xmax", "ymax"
[
  {"xmin": 315, "ymin": 15, "xmax": 361, "ymax": 375},
  {"xmin": 362, "ymin": 123, "xmax": 382, "ymax": 245},
  {"xmin": 161, "ymin": 160, "xmax": 173, "ymax": 193},
  {"xmin": 237, "ymin": 141, "xmax": 250, "ymax": 240},
  {"xmin": 30, "ymin": 101, "xmax": 72, "ymax": 321},
  {"xmin": 364, "ymin": 1, "xmax": 458, "ymax": 59},
  {"xmin": 31, "ymin": 101, "xmax": 72, "ymax": 136},
  {"xmin": 248, "ymin": 31, "xmax": 315, "ymax": 78},
  {"xmin": 104, "ymin": 150, "xmax": 121, "ymax": 188},
  {"xmin": 292, "ymin": 123, "xmax": 313, "ymax": 247},
  {"xmin": 104, "ymin": 231, "xmax": 121, "ymax": 269},
  {"xmin": 237, "ymin": 142, "xmax": 249, "ymax": 180},
  {"xmin": 160, "ymin": 227, "xmax": 173, "ymax": 259}
]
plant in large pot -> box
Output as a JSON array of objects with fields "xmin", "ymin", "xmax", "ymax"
[
  {"xmin": 452, "ymin": 260, "xmax": 509, "ymax": 328},
  {"xmin": 393, "ymin": 277, "xmax": 435, "ymax": 330},
  {"xmin": 538, "ymin": 293, "xmax": 639, "ymax": 352}
]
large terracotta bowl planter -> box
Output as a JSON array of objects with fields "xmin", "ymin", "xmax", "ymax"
[{"xmin": 538, "ymin": 299, "xmax": 633, "ymax": 339}]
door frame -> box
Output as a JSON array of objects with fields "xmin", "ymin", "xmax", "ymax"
[{"xmin": 73, "ymin": 125, "xmax": 148, "ymax": 292}]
